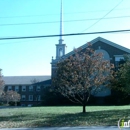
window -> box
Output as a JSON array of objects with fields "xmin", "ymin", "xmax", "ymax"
[
  {"xmin": 38, "ymin": 95, "xmax": 41, "ymax": 101},
  {"xmin": 22, "ymin": 86, "xmax": 26, "ymax": 91},
  {"xmin": 29, "ymin": 86, "xmax": 33, "ymax": 91},
  {"xmin": 8, "ymin": 86, "xmax": 12, "ymax": 91},
  {"xmin": 29, "ymin": 95, "xmax": 33, "ymax": 101},
  {"xmin": 59, "ymin": 48, "xmax": 63, "ymax": 57},
  {"xmin": 21, "ymin": 104, "xmax": 26, "ymax": 106},
  {"xmin": 114, "ymin": 55, "xmax": 124, "ymax": 68},
  {"xmin": 115, "ymin": 57, "xmax": 124, "ymax": 62},
  {"xmin": 21, "ymin": 95, "xmax": 26, "ymax": 101},
  {"xmin": 36, "ymin": 86, "xmax": 41, "ymax": 91},
  {"xmin": 28, "ymin": 104, "xmax": 32, "ymax": 107},
  {"xmin": 15, "ymin": 86, "xmax": 19, "ymax": 92}
]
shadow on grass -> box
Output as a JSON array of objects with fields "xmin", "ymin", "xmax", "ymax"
[
  {"xmin": 0, "ymin": 114, "xmax": 36, "ymax": 122},
  {"xmin": 0, "ymin": 109, "xmax": 130, "ymax": 127},
  {"xmin": 32, "ymin": 109, "xmax": 130, "ymax": 127}
]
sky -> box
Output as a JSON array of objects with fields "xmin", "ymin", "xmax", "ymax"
[{"xmin": 0, "ymin": 0, "xmax": 130, "ymax": 76}]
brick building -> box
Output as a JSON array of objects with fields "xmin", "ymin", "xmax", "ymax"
[
  {"xmin": 2, "ymin": 37, "xmax": 130, "ymax": 106},
  {"xmin": 51, "ymin": 37, "xmax": 130, "ymax": 103},
  {"xmin": 3, "ymin": 76, "xmax": 51, "ymax": 106}
]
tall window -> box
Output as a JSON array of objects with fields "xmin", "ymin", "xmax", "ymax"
[
  {"xmin": 29, "ymin": 86, "xmax": 33, "ymax": 91},
  {"xmin": 36, "ymin": 86, "xmax": 41, "ymax": 91},
  {"xmin": 15, "ymin": 86, "xmax": 19, "ymax": 92},
  {"xmin": 114, "ymin": 55, "xmax": 124, "ymax": 68},
  {"xmin": 59, "ymin": 48, "xmax": 63, "ymax": 57},
  {"xmin": 38, "ymin": 95, "xmax": 41, "ymax": 101},
  {"xmin": 8, "ymin": 86, "xmax": 12, "ymax": 91},
  {"xmin": 29, "ymin": 95, "xmax": 33, "ymax": 101},
  {"xmin": 22, "ymin": 86, "xmax": 26, "ymax": 91},
  {"xmin": 21, "ymin": 95, "xmax": 26, "ymax": 101}
]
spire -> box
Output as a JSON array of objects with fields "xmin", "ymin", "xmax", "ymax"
[
  {"xmin": 59, "ymin": 0, "xmax": 63, "ymax": 44},
  {"xmin": 54, "ymin": 0, "xmax": 66, "ymax": 60}
]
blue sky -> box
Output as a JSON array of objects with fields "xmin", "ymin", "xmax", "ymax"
[{"xmin": 0, "ymin": 0, "xmax": 130, "ymax": 76}]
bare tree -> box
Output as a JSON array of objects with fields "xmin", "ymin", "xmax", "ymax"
[
  {"xmin": 53, "ymin": 44, "xmax": 114, "ymax": 113},
  {"xmin": 31, "ymin": 78, "xmax": 39, "ymax": 84}
]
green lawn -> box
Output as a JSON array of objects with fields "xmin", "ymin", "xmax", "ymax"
[{"xmin": 0, "ymin": 106, "xmax": 130, "ymax": 128}]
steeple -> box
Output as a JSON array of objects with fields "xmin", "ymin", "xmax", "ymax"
[
  {"xmin": 51, "ymin": 0, "xmax": 66, "ymax": 78},
  {"xmin": 55, "ymin": 0, "xmax": 66, "ymax": 59},
  {"xmin": 59, "ymin": 0, "xmax": 63, "ymax": 44}
]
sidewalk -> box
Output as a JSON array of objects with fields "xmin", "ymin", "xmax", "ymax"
[{"xmin": 0, "ymin": 126, "xmax": 128, "ymax": 130}]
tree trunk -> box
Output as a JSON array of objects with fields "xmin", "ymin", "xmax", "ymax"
[{"xmin": 83, "ymin": 104, "xmax": 86, "ymax": 113}]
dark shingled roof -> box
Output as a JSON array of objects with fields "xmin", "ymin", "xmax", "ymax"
[
  {"xmin": 61, "ymin": 37, "xmax": 130, "ymax": 59},
  {"xmin": 3, "ymin": 76, "xmax": 51, "ymax": 85},
  {"xmin": 33, "ymin": 79, "xmax": 52, "ymax": 86}
]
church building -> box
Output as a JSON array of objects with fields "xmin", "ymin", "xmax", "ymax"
[
  {"xmin": 1, "ymin": 0, "xmax": 130, "ymax": 106},
  {"xmin": 51, "ymin": 0, "xmax": 130, "ymax": 102}
]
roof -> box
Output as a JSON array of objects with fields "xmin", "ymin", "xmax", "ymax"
[
  {"xmin": 62, "ymin": 37, "xmax": 130, "ymax": 59},
  {"xmin": 3, "ymin": 76, "xmax": 51, "ymax": 85},
  {"xmin": 33, "ymin": 79, "xmax": 51, "ymax": 85}
]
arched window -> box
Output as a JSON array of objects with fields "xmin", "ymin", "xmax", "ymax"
[
  {"xmin": 95, "ymin": 49, "xmax": 110, "ymax": 60},
  {"xmin": 59, "ymin": 48, "xmax": 63, "ymax": 57}
]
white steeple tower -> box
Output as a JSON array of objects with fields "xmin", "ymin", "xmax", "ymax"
[
  {"xmin": 59, "ymin": 0, "xmax": 63, "ymax": 44},
  {"xmin": 51, "ymin": 0, "xmax": 66, "ymax": 78},
  {"xmin": 56, "ymin": 0, "xmax": 66, "ymax": 59}
]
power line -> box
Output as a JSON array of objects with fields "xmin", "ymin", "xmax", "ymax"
[
  {"xmin": 82, "ymin": 0, "xmax": 123, "ymax": 32},
  {"xmin": 0, "ymin": 38, "xmax": 45, "ymax": 45},
  {"xmin": 0, "ymin": 15, "xmax": 130, "ymax": 26},
  {"xmin": 0, "ymin": 7, "xmax": 129, "ymax": 19},
  {"xmin": 0, "ymin": 29, "xmax": 130, "ymax": 41}
]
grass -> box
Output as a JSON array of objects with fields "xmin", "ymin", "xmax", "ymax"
[{"xmin": 0, "ymin": 106, "xmax": 130, "ymax": 128}]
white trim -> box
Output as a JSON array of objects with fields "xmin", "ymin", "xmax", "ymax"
[
  {"xmin": 96, "ymin": 37, "xmax": 130, "ymax": 53},
  {"xmin": 114, "ymin": 55, "xmax": 124, "ymax": 61},
  {"xmin": 15, "ymin": 86, "xmax": 19, "ymax": 92},
  {"xmin": 62, "ymin": 37, "xmax": 130, "ymax": 59},
  {"xmin": 21, "ymin": 95, "xmax": 26, "ymax": 101},
  {"xmin": 36, "ymin": 86, "xmax": 41, "ymax": 91},
  {"xmin": 22, "ymin": 86, "xmax": 26, "ymax": 91},
  {"xmin": 29, "ymin": 85, "xmax": 33, "ymax": 91},
  {"xmin": 37, "ymin": 95, "xmax": 41, "ymax": 101},
  {"xmin": 114, "ymin": 55, "xmax": 123, "ymax": 57},
  {"xmin": 29, "ymin": 95, "xmax": 33, "ymax": 101}
]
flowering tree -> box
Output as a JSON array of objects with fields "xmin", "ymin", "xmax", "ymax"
[
  {"xmin": 2, "ymin": 90, "xmax": 21, "ymax": 106},
  {"xmin": 0, "ymin": 69, "xmax": 4, "ymax": 97},
  {"xmin": 53, "ymin": 44, "xmax": 114, "ymax": 113}
]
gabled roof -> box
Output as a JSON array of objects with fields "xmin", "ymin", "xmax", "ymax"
[
  {"xmin": 3, "ymin": 76, "xmax": 51, "ymax": 85},
  {"xmin": 63, "ymin": 37, "xmax": 130, "ymax": 59}
]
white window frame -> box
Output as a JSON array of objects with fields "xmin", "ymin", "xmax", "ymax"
[
  {"xmin": 29, "ymin": 85, "xmax": 33, "ymax": 91},
  {"xmin": 114, "ymin": 55, "xmax": 124, "ymax": 61},
  {"xmin": 114, "ymin": 55, "xmax": 124, "ymax": 67},
  {"xmin": 29, "ymin": 95, "xmax": 33, "ymax": 101},
  {"xmin": 36, "ymin": 86, "xmax": 41, "ymax": 91},
  {"xmin": 21, "ymin": 95, "xmax": 26, "ymax": 101},
  {"xmin": 8, "ymin": 86, "xmax": 12, "ymax": 91},
  {"xmin": 15, "ymin": 86, "xmax": 19, "ymax": 92},
  {"xmin": 38, "ymin": 95, "xmax": 41, "ymax": 101},
  {"xmin": 22, "ymin": 86, "xmax": 26, "ymax": 91}
]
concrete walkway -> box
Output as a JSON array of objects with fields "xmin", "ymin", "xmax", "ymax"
[{"xmin": 0, "ymin": 126, "xmax": 128, "ymax": 130}]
